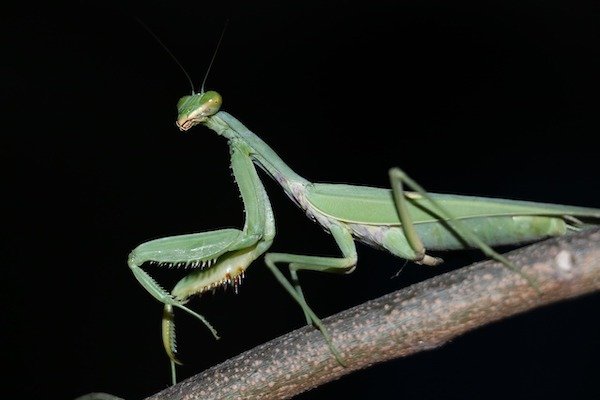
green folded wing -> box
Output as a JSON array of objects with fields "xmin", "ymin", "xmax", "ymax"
[{"xmin": 306, "ymin": 183, "xmax": 600, "ymax": 225}]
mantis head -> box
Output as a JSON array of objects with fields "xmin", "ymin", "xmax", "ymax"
[{"xmin": 176, "ymin": 90, "xmax": 222, "ymax": 131}]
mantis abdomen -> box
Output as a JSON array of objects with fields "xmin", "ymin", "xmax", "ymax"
[{"xmin": 303, "ymin": 182, "xmax": 598, "ymax": 256}]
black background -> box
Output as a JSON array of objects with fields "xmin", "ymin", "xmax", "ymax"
[{"xmin": 4, "ymin": 1, "xmax": 599, "ymax": 399}]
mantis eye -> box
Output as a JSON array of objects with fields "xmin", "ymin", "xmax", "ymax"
[
  {"xmin": 199, "ymin": 91, "xmax": 222, "ymax": 116},
  {"xmin": 177, "ymin": 95, "xmax": 192, "ymax": 110}
]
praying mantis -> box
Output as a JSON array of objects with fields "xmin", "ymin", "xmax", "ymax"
[
  {"xmin": 127, "ymin": 88, "xmax": 600, "ymax": 384},
  {"xmin": 125, "ymin": 19, "xmax": 600, "ymax": 386}
]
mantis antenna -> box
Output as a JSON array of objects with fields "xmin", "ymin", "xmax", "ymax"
[
  {"xmin": 199, "ymin": 20, "xmax": 228, "ymax": 94},
  {"xmin": 135, "ymin": 17, "xmax": 228, "ymax": 95},
  {"xmin": 134, "ymin": 16, "xmax": 195, "ymax": 94}
]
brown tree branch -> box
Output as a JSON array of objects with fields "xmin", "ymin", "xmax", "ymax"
[{"xmin": 145, "ymin": 228, "xmax": 600, "ymax": 400}]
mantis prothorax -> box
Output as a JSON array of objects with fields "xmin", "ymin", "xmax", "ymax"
[{"xmin": 127, "ymin": 87, "xmax": 600, "ymax": 384}]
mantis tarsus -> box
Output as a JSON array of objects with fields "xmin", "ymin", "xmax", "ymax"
[{"xmin": 127, "ymin": 88, "xmax": 600, "ymax": 384}]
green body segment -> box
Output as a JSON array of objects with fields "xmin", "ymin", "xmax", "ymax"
[
  {"xmin": 306, "ymin": 183, "xmax": 600, "ymax": 225},
  {"xmin": 306, "ymin": 183, "xmax": 600, "ymax": 251},
  {"xmin": 410, "ymin": 215, "xmax": 565, "ymax": 250}
]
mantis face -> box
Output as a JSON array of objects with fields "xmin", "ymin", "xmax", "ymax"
[{"xmin": 176, "ymin": 90, "xmax": 222, "ymax": 131}]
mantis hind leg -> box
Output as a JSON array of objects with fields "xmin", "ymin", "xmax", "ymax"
[
  {"xmin": 264, "ymin": 224, "xmax": 357, "ymax": 366},
  {"xmin": 388, "ymin": 167, "xmax": 540, "ymax": 289},
  {"xmin": 389, "ymin": 168, "xmax": 443, "ymax": 266}
]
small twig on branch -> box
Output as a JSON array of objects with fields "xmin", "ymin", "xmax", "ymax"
[{"xmin": 144, "ymin": 228, "xmax": 600, "ymax": 400}]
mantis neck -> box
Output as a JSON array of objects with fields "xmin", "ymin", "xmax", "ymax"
[{"xmin": 205, "ymin": 111, "xmax": 310, "ymax": 190}]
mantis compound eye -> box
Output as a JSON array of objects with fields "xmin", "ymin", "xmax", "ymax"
[
  {"xmin": 176, "ymin": 91, "xmax": 223, "ymax": 131},
  {"xmin": 176, "ymin": 95, "xmax": 192, "ymax": 110},
  {"xmin": 200, "ymin": 91, "xmax": 222, "ymax": 116}
]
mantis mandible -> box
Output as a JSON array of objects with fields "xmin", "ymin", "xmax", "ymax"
[{"xmin": 127, "ymin": 28, "xmax": 600, "ymax": 384}]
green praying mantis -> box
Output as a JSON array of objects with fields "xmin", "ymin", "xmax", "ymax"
[
  {"xmin": 127, "ymin": 26, "xmax": 600, "ymax": 385},
  {"xmin": 128, "ymin": 89, "xmax": 600, "ymax": 384}
]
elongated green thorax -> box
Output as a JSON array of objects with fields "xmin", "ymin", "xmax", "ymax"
[{"xmin": 176, "ymin": 90, "xmax": 222, "ymax": 131}]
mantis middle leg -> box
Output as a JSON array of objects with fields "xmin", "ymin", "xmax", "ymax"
[{"xmin": 264, "ymin": 224, "xmax": 357, "ymax": 364}]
